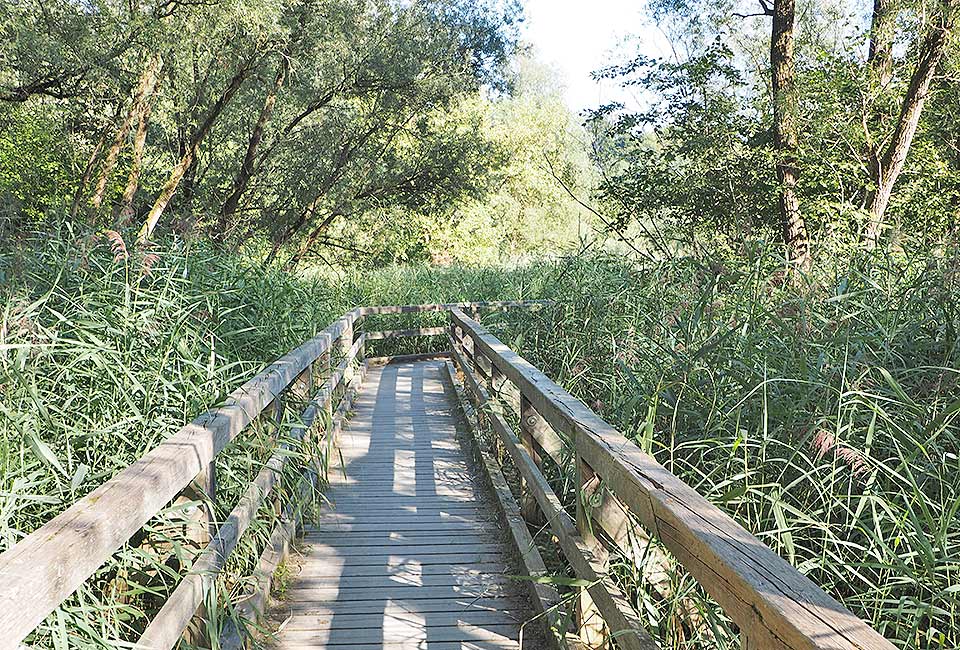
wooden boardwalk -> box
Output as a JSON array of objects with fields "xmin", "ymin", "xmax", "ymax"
[
  {"xmin": 0, "ymin": 302, "xmax": 896, "ymax": 650},
  {"xmin": 268, "ymin": 360, "xmax": 533, "ymax": 649}
]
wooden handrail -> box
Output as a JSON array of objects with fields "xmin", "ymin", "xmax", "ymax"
[
  {"xmin": 448, "ymin": 308, "xmax": 895, "ymax": 650},
  {"xmin": 449, "ymin": 335, "xmax": 658, "ymax": 650},
  {"xmin": 364, "ymin": 326, "xmax": 447, "ymax": 340},
  {"xmin": 137, "ymin": 334, "xmax": 365, "ymax": 649},
  {"xmin": 358, "ymin": 299, "xmax": 550, "ymax": 316},
  {"xmin": 0, "ymin": 300, "xmax": 546, "ymax": 648},
  {"xmin": 0, "ymin": 311, "xmax": 357, "ymax": 647}
]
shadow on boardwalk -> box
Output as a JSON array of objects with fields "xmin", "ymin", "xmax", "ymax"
[{"xmin": 268, "ymin": 361, "xmax": 531, "ymax": 650}]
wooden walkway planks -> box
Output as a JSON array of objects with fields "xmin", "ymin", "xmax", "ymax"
[{"xmin": 268, "ymin": 360, "xmax": 534, "ymax": 650}]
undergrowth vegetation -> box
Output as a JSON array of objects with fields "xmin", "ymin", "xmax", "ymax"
[{"xmin": 0, "ymin": 230, "xmax": 545, "ymax": 647}]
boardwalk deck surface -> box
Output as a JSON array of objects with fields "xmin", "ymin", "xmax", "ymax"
[{"xmin": 267, "ymin": 360, "xmax": 534, "ymax": 650}]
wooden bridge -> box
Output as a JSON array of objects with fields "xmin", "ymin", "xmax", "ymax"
[{"xmin": 0, "ymin": 302, "xmax": 895, "ymax": 650}]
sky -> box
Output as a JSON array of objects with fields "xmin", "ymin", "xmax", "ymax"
[{"xmin": 520, "ymin": 0, "xmax": 672, "ymax": 114}]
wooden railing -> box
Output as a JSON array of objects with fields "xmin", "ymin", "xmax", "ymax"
[
  {"xmin": 0, "ymin": 300, "xmax": 547, "ymax": 650},
  {"xmin": 446, "ymin": 308, "xmax": 895, "ymax": 650}
]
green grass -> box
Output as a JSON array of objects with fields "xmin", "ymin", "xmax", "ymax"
[
  {"xmin": 3, "ymin": 230, "xmax": 958, "ymax": 648},
  {"xmin": 0, "ymin": 230, "xmax": 546, "ymax": 648}
]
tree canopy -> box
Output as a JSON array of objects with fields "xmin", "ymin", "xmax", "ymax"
[
  {"xmin": 1, "ymin": 0, "xmax": 595, "ymax": 266},
  {"xmin": 587, "ymin": 0, "xmax": 960, "ymax": 264}
]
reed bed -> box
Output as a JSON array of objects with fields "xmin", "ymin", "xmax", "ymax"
[
  {"xmin": 0, "ymin": 233, "xmax": 539, "ymax": 647},
  {"xmin": 2, "ymin": 232, "xmax": 957, "ymax": 648},
  {"xmin": 490, "ymin": 248, "xmax": 960, "ymax": 649}
]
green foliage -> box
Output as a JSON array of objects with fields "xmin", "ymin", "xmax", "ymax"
[
  {"xmin": 588, "ymin": 41, "xmax": 775, "ymax": 246},
  {"xmin": 444, "ymin": 57, "xmax": 595, "ymax": 264},
  {"xmin": 6, "ymin": 228, "xmax": 960, "ymax": 648},
  {"xmin": 589, "ymin": 1, "xmax": 960, "ymax": 256},
  {"xmin": 288, "ymin": 58, "xmax": 595, "ymax": 267},
  {"xmin": 0, "ymin": 0, "xmax": 537, "ymax": 265},
  {"xmin": 0, "ymin": 106, "xmax": 73, "ymax": 232}
]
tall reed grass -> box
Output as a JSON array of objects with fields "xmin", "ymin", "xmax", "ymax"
[
  {"xmin": 491, "ymin": 248, "xmax": 960, "ymax": 649},
  {"xmin": 0, "ymin": 232, "xmax": 543, "ymax": 647},
  {"xmin": 3, "ymin": 230, "xmax": 957, "ymax": 649}
]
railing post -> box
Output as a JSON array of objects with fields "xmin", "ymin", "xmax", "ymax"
[
  {"xmin": 341, "ymin": 316, "xmax": 354, "ymax": 393},
  {"xmin": 271, "ymin": 394, "xmax": 285, "ymax": 428},
  {"xmin": 294, "ymin": 363, "xmax": 313, "ymax": 401},
  {"xmin": 490, "ymin": 363, "xmax": 519, "ymax": 413},
  {"xmin": 451, "ymin": 318, "xmax": 466, "ymax": 359},
  {"xmin": 357, "ymin": 316, "xmax": 367, "ymax": 382},
  {"xmin": 474, "ymin": 350, "xmax": 492, "ymax": 380},
  {"xmin": 193, "ymin": 462, "xmax": 216, "ymax": 543},
  {"xmin": 322, "ymin": 339, "xmax": 333, "ymax": 423},
  {"xmin": 519, "ymin": 393, "xmax": 544, "ymax": 524},
  {"xmin": 449, "ymin": 313, "xmax": 458, "ymax": 355},
  {"xmin": 173, "ymin": 461, "xmax": 216, "ymax": 646},
  {"xmin": 314, "ymin": 333, "xmax": 333, "ymax": 492},
  {"xmin": 576, "ymin": 455, "xmax": 609, "ymax": 648}
]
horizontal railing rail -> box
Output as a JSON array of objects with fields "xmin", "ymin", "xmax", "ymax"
[
  {"xmin": 447, "ymin": 308, "xmax": 895, "ymax": 650},
  {"xmin": 0, "ymin": 299, "xmax": 545, "ymax": 650}
]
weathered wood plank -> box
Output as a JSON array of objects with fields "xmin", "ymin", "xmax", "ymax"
[
  {"xmin": 364, "ymin": 326, "xmax": 448, "ymax": 340},
  {"xmin": 280, "ymin": 596, "xmax": 524, "ymax": 617},
  {"xmin": 269, "ymin": 361, "xmax": 533, "ymax": 650},
  {"xmin": 277, "ymin": 642, "xmax": 516, "ymax": 650},
  {"xmin": 358, "ymin": 300, "xmax": 551, "ymax": 316},
  {"xmin": 305, "ymin": 542, "xmax": 509, "ymax": 557},
  {"xmin": 295, "ymin": 561, "xmax": 513, "ymax": 579},
  {"xmin": 306, "ymin": 532, "xmax": 505, "ymax": 547},
  {"xmin": 307, "ymin": 520, "xmax": 494, "ymax": 534},
  {"xmin": 278, "ymin": 622, "xmax": 521, "ymax": 645},
  {"xmin": 283, "ymin": 609, "xmax": 523, "ymax": 631},
  {"xmin": 278, "ymin": 642, "xmax": 516, "ymax": 650},
  {"xmin": 288, "ymin": 572, "xmax": 519, "ymax": 590},
  {"xmin": 296, "ymin": 551, "xmax": 512, "ymax": 568}
]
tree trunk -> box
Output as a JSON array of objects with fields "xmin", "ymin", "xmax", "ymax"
[
  {"xmin": 216, "ymin": 63, "xmax": 287, "ymax": 240},
  {"xmin": 138, "ymin": 61, "xmax": 252, "ymax": 243},
  {"xmin": 864, "ymin": 0, "xmax": 958, "ymax": 248},
  {"xmin": 69, "ymin": 125, "xmax": 110, "ymax": 219},
  {"xmin": 770, "ymin": 0, "xmax": 811, "ymax": 271},
  {"xmin": 863, "ymin": 0, "xmax": 897, "ymax": 212},
  {"xmin": 114, "ymin": 59, "xmax": 164, "ymax": 224},
  {"xmin": 868, "ymin": 0, "xmax": 897, "ymax": 89},
  {"xmin": 90, "ymin": 55, "xmax": 162, "ymax": 213},
  {"xmin": 282, "ymin": 209, "xmax": 344, "ymax": 270}
]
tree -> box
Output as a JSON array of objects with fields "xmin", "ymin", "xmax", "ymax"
[
  {"xmin": 768, "ymin": 0, "xmax": 811, "ymax": 270},
  {"xmin": 90, "ymin": 54, "xmax": 163, "ymax": 213},
  {"xmin": 862, "ymin": 0, "xmax": 960, "ymax": 247},
  {"xmin": 0, "ymin": 0, "xmax": 521, "ymax": 262},
  {"xmin": 138, "ymin": 56, "xmax": 255, "ymax": 242}
]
